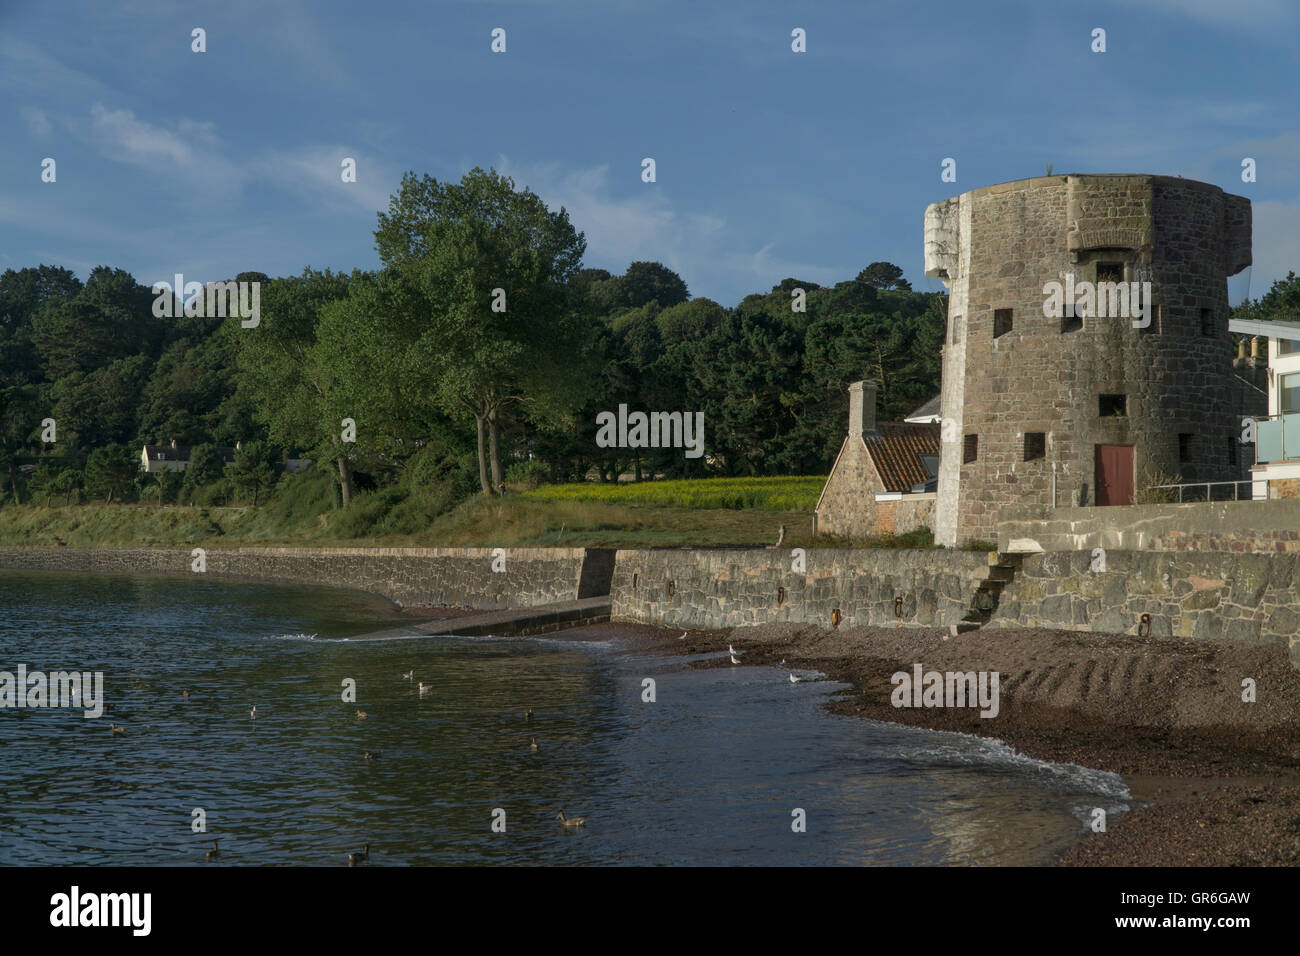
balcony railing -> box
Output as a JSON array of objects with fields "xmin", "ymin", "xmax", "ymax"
[
  {"xmin": 1146, "ymin": 479, "xmax": 1256, "ymax": 503},
  {"xmin": 1255, "ymin": 411, "xmax": 1300, "ymax": 465}
]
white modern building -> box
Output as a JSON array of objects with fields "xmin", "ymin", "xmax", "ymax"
[{"xmin": 1251, "ymin": 336, "xmax": 1300, "ymax": 498}]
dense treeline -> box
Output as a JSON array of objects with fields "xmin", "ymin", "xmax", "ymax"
[{"xmin": 0, "ymin": 167, "xmax": 949, "ymax": 529}]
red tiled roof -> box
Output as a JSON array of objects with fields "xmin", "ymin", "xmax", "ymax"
[{"xmin": 866, "ymin": 422, "xmax": 940, "ymax": 492}]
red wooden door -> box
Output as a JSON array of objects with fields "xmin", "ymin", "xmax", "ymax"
[{"xmin": 1095, "ymin": 445, "xmax": 1134, "ymax": 505}]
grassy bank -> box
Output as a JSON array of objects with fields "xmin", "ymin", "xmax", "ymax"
[
  {"xmin": 0, "ymin": 473, "xmax": 963, "ymax": 550},
  {"xmin": 519, "ymin": 476, "xmax": 825, "ymax": 511},
  {"xmin": 0, "ymin": 497, "xmax": 815, "ymax": 549}
]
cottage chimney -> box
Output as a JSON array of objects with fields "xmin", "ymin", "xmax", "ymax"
[{"xmin": 848, "ymin": 380, "xmax": 878, "ymax": 439}]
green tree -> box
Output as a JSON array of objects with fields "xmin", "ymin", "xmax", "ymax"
[
  {"xmin": 152, "ymin": 467, "xmax": 184, "ymax": 505},
  {"xmin": 231, "ymin": 440, "xmax": 280, "ymax": 506},
  {"xmin": 0, "ymin": 264, "xmax": 82, "ymax": 328},
  {"xmin": 238, "ymin": 268, "xmax": 358, "ymax": 504},
  {"xmin": 52, "ymin": 467, "xmax": 82, "ymax": 505},
  {"xmin": 858, "ymin": 261, "xmax": 912, "ymax": 291},
  {"xmin": 84, "ymin": 444, "xmax": 139, "ymax": 503},
  {"xmin": 373, "ymin": 167, "xmax": 598, "ymax": 494},
  {"xmin": 620, "ymin": 261, "xmax": 689, "ymax": 309},
  {"xmin": 184, "ymin": 443, "xmax": 227, "ymax": 487},
  {"xmin": 0, "ymin": 384, "xmax": 42, "ymax": 503}
]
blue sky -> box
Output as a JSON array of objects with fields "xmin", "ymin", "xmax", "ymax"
[{"xmin": 2, "ymin": 0, "xmax": 1298, "ymax": 307}]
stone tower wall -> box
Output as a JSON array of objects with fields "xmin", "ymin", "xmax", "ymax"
[{"xmin": 925, "ymin": 174, "xmax": 1252, "ymax": 546}]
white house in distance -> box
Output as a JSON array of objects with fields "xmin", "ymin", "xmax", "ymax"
[
  {"xmin": 1252, "ymin": 337, "xmax": 1300, "ymax": 498},
  {"xmin": 140, "ymin": 440, "xmax": 312, "ymax": 474}
]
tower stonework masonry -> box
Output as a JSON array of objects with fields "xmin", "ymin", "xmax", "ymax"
[{"xmin": 923, "ymin": 174, "xmax": 1252, "ymax": 547}]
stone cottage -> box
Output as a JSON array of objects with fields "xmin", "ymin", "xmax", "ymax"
[{"xmin": 815, "ymin": 380, "xmax": 939, "ymax": 539}]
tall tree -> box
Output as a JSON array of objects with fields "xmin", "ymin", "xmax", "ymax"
[
  {"xmin": 237, "ymin": 268, "xmax": 358, "ymax": 504},
  {"xmin": 373, "ymin": 167, "xmax": 598, "ymax": 493},
  {"xmin": 83, "ymin": 444, "xmax": 139, "ymax": 503},
  {"xmin": 0, "ymin": 264, "xmax": 82, "ymax": 328}
]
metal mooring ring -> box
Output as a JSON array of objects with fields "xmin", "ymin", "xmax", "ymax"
[{"xmin": 1138, "ymin": 613, "xmax": 1151, "ymax": 638}]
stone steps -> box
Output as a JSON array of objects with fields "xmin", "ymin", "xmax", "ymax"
[{"xmin": 955, "ymin": 552, "xmax": 1023, "ymax": 632}]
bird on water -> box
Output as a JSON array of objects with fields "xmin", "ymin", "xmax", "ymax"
[
  {"xmin": 530, "ymin": 738, "xmax": 538, "ymax": 751},
  {"xmin": 348, "ymin": 844, "xmax": 370, "ymax": 866},
  {"xmin": 205, "ymin": 840, "xmax": 219, "ymax": 860},
  {"xmin": 109, "ymin": 723, "xmax": 125, "ymax": 733},
  {"xmin": 789, "ymin": 673, "xmax": 802, "ymax": 683},
  {"xmin": 556, "ymin": 812, "xmax": 585, "ymax": 828},
  {"xmin": 356, "ymin": 709, "xmax": 368, "ymax": 720},
  {"xmin": 250, "ymin": 705, "xmax": 257, "ymax": 719},
  {"xmin": 525, "ymin": 708, "xmax": 533, "ymax": 721},
  {"xmin": 401, "ymin": 670, "xmax": 414, "ymax": 681}
]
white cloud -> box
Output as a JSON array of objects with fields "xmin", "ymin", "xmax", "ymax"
[
  {"xmin": 495, "ymin": 157, "xmax": 839, "ymax": 302},
  {"xmin": 90, "ymin": 104, "xmax": 194, "ymax": 166},
  {"xmin": 254, "ymin": 147, "xmax": 397, "ymax": 214}
]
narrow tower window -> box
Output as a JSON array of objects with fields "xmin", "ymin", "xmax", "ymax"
[{"xmin": 993, "ymin": 309, "xmax": 1013, "ymax": 339}]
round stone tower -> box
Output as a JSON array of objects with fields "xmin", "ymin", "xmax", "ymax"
[{"xmin": 922, "ymin": 174, "xmax": 1252, "ymax": 547}]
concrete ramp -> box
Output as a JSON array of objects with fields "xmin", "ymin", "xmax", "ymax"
[{"xmin": 338, "ymin": 597, "xmax": 611, "ymax": 641}]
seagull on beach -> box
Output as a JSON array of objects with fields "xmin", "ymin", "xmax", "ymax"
[
  {"xmin": 779, "ymin": 659, "xmax": 786, "ymax": 667},
  {"xmin": 678, "ymin": 631, "xmax": 687, "ymax": 640},
  {"xmin": 789, "ymin": 673, "xmax": 802, "ymax": 683},
  {"xmin": 729, "ymin": 653, "xmax": 741, "ymax": 665},
  {"xmin": 401, "ymin": 670, "xmax": 414, "ymax": 681},
  {"xmin": 729, "ymin": 644, "xmax": 743, "ymax": 656}
]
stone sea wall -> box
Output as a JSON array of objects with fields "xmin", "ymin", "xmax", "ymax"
[
  {"xmin": 0, "ymin": 546, "xmax": 589, "ymax": 609},
  {"xmin": 610, "ymin": 548, "xmax": 990, "ymax": 630},
  {"xmin": 999, "ymin": 500, "xmax": 1300, "ymax": 554},
  {"xmin": 987, "ymin": 549, "xmax": 1300, "ymax": 663}
]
